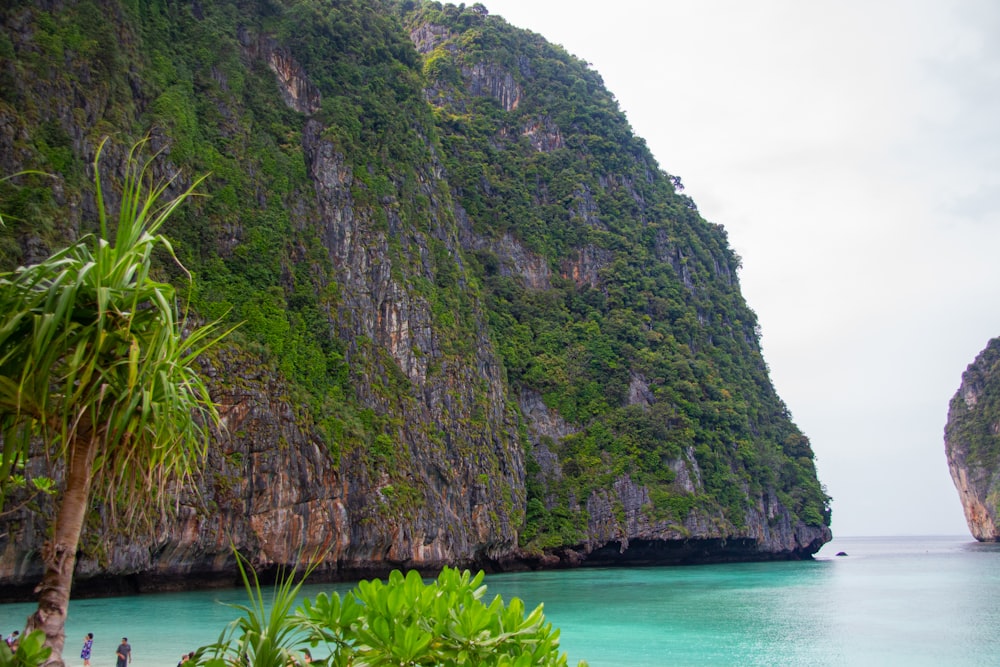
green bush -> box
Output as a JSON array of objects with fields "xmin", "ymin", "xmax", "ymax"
[
  {"xmin": 196, "ymin": 557, "xmax": 586, "ymax": 667},
  {"xmin": 0, "ymin": 630, "xmax": 52, "ymax": 667}
]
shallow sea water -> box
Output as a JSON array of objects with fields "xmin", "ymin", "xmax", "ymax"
[{"xmin": 2, "ymin": 535, "xmax": 998, "ymax": 666}]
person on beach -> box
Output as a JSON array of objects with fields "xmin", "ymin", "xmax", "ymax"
[
  {"xmin": 81, "ymin": 633, "xmax": 94, "ymax": 666},
  {"xmin": 4, "ymin": 631, "xmax": 19, "ymax": 649},
  {"xmin": 116, "ymin": 637, "xmax": 131, "ymax": 667}
]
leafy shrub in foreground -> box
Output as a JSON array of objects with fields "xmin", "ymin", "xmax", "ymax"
[
  {"xmin": 0, "ymin": 630, "xmax": 52, "ymax": 667},
  {"xmin": 196, "ymin": 559, "xmax": 585, "ymax": 667}
]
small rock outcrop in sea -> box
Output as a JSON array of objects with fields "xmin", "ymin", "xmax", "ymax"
[{"xmin": 945, "ymin": 337, "xmax": 1000, "ymax": 541}]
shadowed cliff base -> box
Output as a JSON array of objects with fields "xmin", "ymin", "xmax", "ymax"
[
  {"xmin": 0, "ymin": 533, "xmax": 830, "ymax": 603},
  {"xmin": 513, "ymin": 536, "xmax": 829, "ymax": 569}
]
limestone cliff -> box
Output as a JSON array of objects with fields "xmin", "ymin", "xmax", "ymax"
[
  {"xmin": 0, "ymin": 0, "xmax": 829, "ymax": 597},
  {"xmin": 945, "ymin": 337, "xmax": 1000, "ymax": 541}
]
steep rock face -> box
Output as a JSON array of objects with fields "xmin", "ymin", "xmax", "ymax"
[
  {"xmin": 579, "ymin": 476, "xmax": 824, "ymax": 566},
  {"xmin": 238, "ymin": 28, "xmax": 322, "ymax": 115},
  {"xmin": 1, "ymin": 339, "xmax": 523, "ymax": 597},
  {"xmin": 0, "ymin": 0, "xmax": 830, "ymax": 597},
  {"xmin": 414, "ymin": 5, "xmax": 830, "ymax": 564},
  {"xmin": 0, "ymin": 0, "xmax": 524, "ymax": 595},
  {"xmin": 521, "ymin": 116, "xmax": 563, "ymax": 152},
  {"xmin": 462, "ymin": 62, "xmax": 523, "ymax": 111},
  {"xmin": 298, "ymin": 110, "xmax": 526, "ymax": 567},
  {"xmin": 945, "ymin": 337, "xmax": 1000, "ymax": 541}
]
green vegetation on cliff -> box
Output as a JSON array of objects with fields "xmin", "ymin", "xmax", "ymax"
[
  {"xmin": 947, "ymin": 338, "xmax": 1000, "ymax": 470},
  {"xmin": 403, "ymin": 2, "xmax": 828, "ymax": 541},
  {"xmin": 0, "ymin": 0, "xmax": 829, "ymax": 563}
]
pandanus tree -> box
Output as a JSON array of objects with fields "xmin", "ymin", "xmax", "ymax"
[{"xmin": 0, "ymin": 140, "xmax": 231, "ymax": 666}]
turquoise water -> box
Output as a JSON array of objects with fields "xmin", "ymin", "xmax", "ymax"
[{"xmin": 2, "ymin": 536, "xmax": 999, "ymax": 666}]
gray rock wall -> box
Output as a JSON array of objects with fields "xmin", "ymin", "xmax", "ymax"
[{"xmin": 945, "ymin": 337, "xmax": 1000, "ymax": 541}]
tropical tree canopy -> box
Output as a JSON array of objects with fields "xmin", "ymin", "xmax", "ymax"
[
  {"xmin": 0, "ymin": 139, "xmax": 231, "ymax": 665},
  {"xmin": 0, "ymin": 139, "xmax": 224, "ymax": 517}
]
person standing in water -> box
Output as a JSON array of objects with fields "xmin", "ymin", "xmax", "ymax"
[
  {"xmin": 81, "ymin": 633, "xmax": 93, "ymax": 667},
  {"xmin": 116, "ymin": 637, "xmax": 131, "ymax": 667}
]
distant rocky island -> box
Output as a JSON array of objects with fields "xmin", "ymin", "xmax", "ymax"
[
  {"xmin": 946, "ymin": 337, "xmax": 1000, "ymax": 541},
  {"xmin": 0, "ymin": 0, "xmax": 830, "ymax": 598}
]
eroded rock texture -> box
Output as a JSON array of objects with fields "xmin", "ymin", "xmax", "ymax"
[
  {"xmin": 0, "ymin": 0, "xmax": 830, "ymax": 598},
  {"xmin": 946, "ymin": 338, "xmax": 1000, "ymax": 541}
]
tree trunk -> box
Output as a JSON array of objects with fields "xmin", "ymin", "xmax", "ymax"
[{"xmin": 25, "ymin": 432, "xmax": 97, "ymax": 667}]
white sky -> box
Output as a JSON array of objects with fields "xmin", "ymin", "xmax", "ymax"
[{"xmin": 481, "ymin": 0, "xmax": 1000, "ymax": 536}]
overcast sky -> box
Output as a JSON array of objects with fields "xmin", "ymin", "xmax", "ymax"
[{"xmin": 482, "ymin": 0, "xmax": 1000, "ymax": 536}]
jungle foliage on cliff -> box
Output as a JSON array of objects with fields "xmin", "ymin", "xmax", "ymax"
[
  {"xmin": 0, "ymin": 0, "xmax": 829, "ymax": 554},
  {"xmin": 947, "ymin": 337, "xmax": 1000, "ymax": 471}
]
